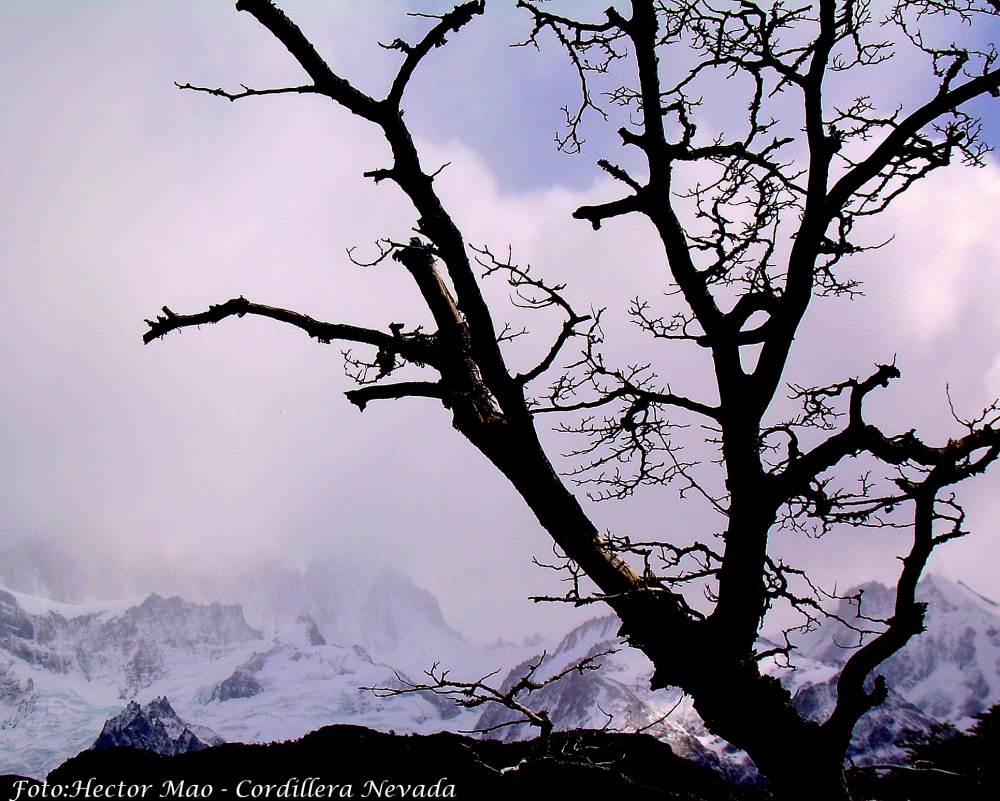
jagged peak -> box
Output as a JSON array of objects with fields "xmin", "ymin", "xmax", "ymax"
[
  {"xmin": 550, "ymin": 615, "xmax": 620, "ymax": 657},
  {"xmin": 93, "ymin": 696, "xmax": 223, "ymax": 755},
  {"xmin": 359, "ymin": 569, "xmax": 466, "ymax": 649}
]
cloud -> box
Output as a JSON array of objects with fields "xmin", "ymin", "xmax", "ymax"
[
  {"xmin": 986, "ymin": 352, "xmax": 1000, "ymax": 399},
  {"xmin": 0, "ymin": 2, "xmax": 612, "ymax": 643},
  {"xmin": 879, "ymin": 163, "xmax": 1000, "ymax": 343}
]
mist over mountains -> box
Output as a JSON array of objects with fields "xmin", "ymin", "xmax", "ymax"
[
  {"xmin": 0, "ymin": 546, "xmax": 511, "ymax": 676},
  {"xmin": 0, "ymin": 585, "xmax": 485, "ymax": 778},
  {"xmin": 1, "ymin": 568, "xmax": 998, "ymax": 782}
]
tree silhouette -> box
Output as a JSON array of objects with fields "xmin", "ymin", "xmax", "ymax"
[{"xmin": 144, "ymin": 1, "xmax": 1000, "ymax": 798}]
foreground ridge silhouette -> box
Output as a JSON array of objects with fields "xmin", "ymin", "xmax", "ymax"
[{"xmin": 10, "ymin": 725, "xmax": 766, "ymax": 801}]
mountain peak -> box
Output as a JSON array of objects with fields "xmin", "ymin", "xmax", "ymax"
[{"xmin": 93, "ymin": 697, "xmax": 222, "ymax": 755}]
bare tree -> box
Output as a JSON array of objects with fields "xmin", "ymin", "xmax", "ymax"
[
  {"xmin": 145, "ymin": 1, "xmax": 1000, "ymax": 798},
  {"xmin": 362, "ymin": 649, "xmax": 615, "ymax": 755}
]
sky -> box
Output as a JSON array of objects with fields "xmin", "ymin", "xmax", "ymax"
[{"xmin": 1, "ymin": 0, "xmax": 1000, "ymax": 644}]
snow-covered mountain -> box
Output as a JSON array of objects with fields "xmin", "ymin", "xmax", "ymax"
[
  {"xmin": 473, "ymin": 575, "xmax": 1000, "ymax": 780},
  {"xmin": 473, "ymin": 616, "xmax": 757, "ymax": 780},
  {"xmin": 0, "ymin": 585, "xmax": 484, "ymax": 778},
  {"xmin": 793, "ymin": 574, "xmax": 1000, "ymax": 725},
  {"xmin": 2, "ymin": 573, "xmax": 997, "ymax": 783}
]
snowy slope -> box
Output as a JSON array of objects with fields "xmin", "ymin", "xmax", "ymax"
[
  {"xmin": 474, "ymin": 615, "xmax": 758, "ymax": 781},
  {"xmin": 0, "ymin": 586, "xmax": 266, "ymax": 776},
  {"xmin": 474, "ymin": 575, "xmax": 998, "ymax": 779},
  {"xmin": 0, "ymin": 586, "xmax": 480, "ymax": 778},
  {"xmin": 793, "ymin": 574, "xmax": 1000, "ymax": 725},
  {"xmin": 2, "ymin": 573, "xmax": 996, "ymax": 782}
]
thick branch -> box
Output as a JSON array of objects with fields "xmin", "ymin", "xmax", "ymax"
[
  {"xmin": 776, "ymin": 365, "xmax": 1000, "ymax": 503},
  {"xmin": 345, "ymin": 381, "xmax": 445, "ymax": 412},
  {"xmin": 143, "ymin": 296, "xmax": 395, "ymax": 349},
  {"xmin": 212, "ymin": 1, "xmax": 512, "ymax": 409},
  {"xmin": 234, "ymin": 0, "xmax": 380, "ymax": 118},
  {"xmin": 824, "ymin": 422, "xmax": 1000, "ymax": 744},
  {"xmin": 627, "ymin": 2, "xmax": 728, "ymax": 339},
  {"xmin": 828, "ymin": 67, "xmax": 1000, "ymax": 212},
  {"xmin": 824, "ymin": 491, "xmax": 933, "ymax": 745},
  {"xmin": 776, "ymin": 364, "xmax": 903, "ymax": 491},
  {"xmin": 392, "ymin": 239, "xmax": 465, "ymax": 333},
  {"xmin": 572, "ymin": 193, "xmax": 644, "ymax": 230}
]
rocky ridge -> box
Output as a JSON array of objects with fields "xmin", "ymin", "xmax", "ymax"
[{"xmin": 93, "ymin": 697, "xmax": 222, "ymax": 754}]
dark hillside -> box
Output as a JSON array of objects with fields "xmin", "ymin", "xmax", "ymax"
[
  {"xmin": 38, "ymin": 726, "xmax": 767, "ymax": 801},
  {"xmin": 5, "ymin": 714, "xmax": 995, "ymax": 800}
]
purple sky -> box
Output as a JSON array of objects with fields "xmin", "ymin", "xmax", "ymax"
[{"xmin": 1, "ymin": 1, "xmax": 999, "ymax": 642}]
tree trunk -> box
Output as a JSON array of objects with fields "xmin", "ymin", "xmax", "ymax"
[
  {"xmin": 764, "ymin": 755, "xmax": 852, "ymax": 801},
  {"xmin": 460, "ymin": 411, "xmax": 863, "ymax": 799},
  {"xmin": 695, "ymin": 682, "xmax": 855, "ymax": 800}
]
